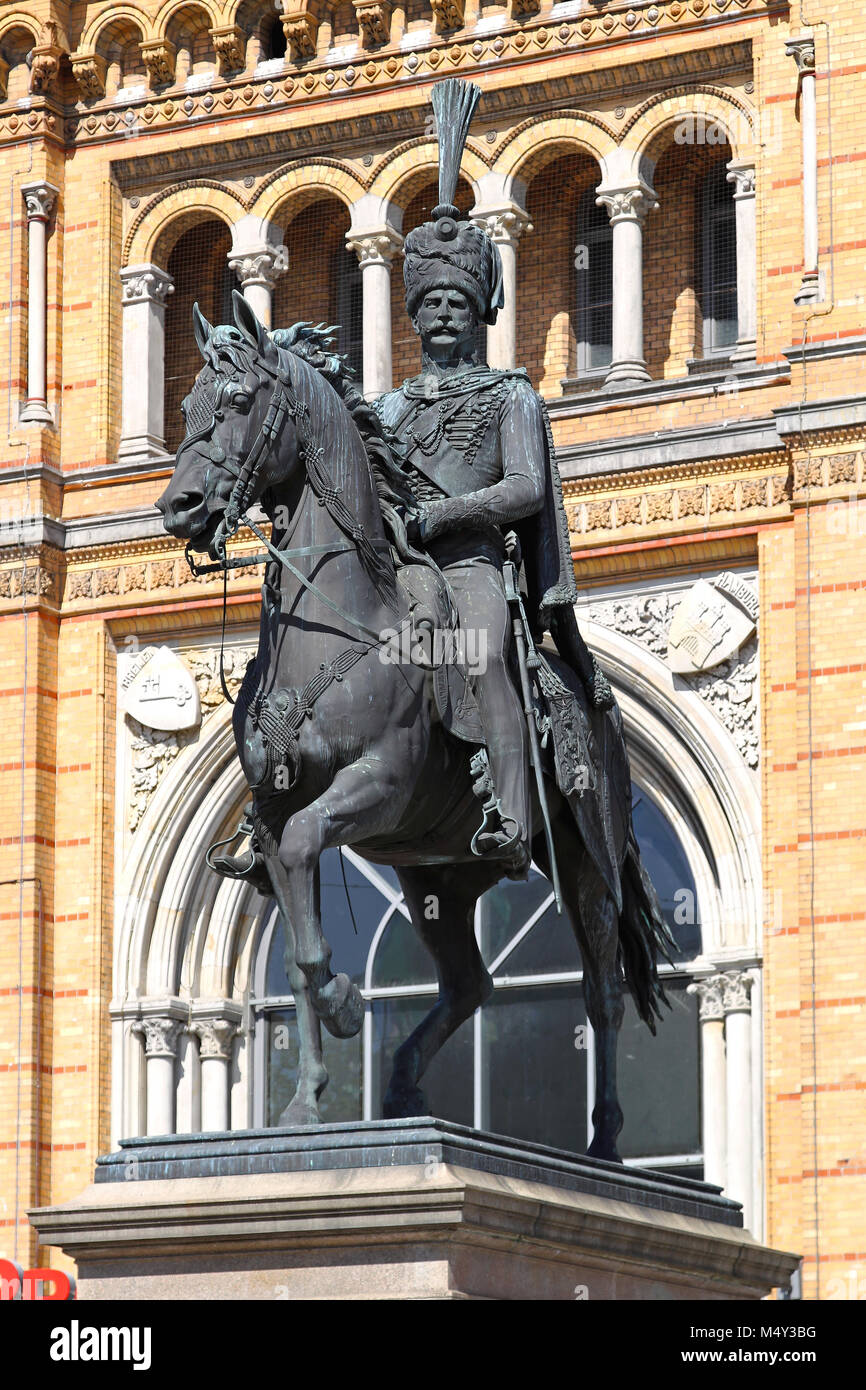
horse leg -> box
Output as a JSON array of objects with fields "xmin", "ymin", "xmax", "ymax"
[
  {"xmin": 264, "ymin": 855, "xmax": 328, "ymax": 1125},
  {"xmin": 534, "ymin": 823, "xmax": 625, "ymax": 1162},
  {"xmin": 383, "ymin": 861, "xmax": 499, "ymax": 1119},
  {"xmin": 277, "ymin": 759, "xmax": 406, "ymax": 1039}
]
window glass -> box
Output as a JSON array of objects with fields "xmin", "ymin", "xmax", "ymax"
[
  {"xmin": 267, "ymin": 1009, "xmax": 362, "ymax": 1126},
  {"xmin": 370, "ymin": 909, "xmax": 436, "ymax": 989},
  {"xmin": 479, "ymin": 870, "xmax": 554, "ymax": 967},
  {"xmin": 576, "ymin": 187, "xmax": 613, "ymax": 373},
  {"xmin": 702, "ymin": 161, "xmax": 738, "ymax": 354},
  {"xmin": 616, "ymin": 980, "xmax": 701, "ymax": 1159},
  {"xmin": 482, "ymin": 984, "xmax": 588, "ymax": 1151},
  {"xmin": 631, "ymin": 787, "xmax": 701, "ymax": 959},
  {"xmin": 371, "ymin": 996, "xmax": 474, "ymax": 1126}
]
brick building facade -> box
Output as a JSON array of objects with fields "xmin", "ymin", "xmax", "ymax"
[{"xmin": 0, "ymin": 0, "xmax": 863, "ymax": 1300}]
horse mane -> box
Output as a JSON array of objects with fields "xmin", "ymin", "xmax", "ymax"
[{"xmin": 271, "ymin": 323, "xmax": 415, "ymax": 513}]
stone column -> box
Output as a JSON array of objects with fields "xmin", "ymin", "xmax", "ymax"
[
  {"xmin": 721, "ymin": 970, "xmax": 754, "ymax": 1230},
  {"xmin": 117, "ymin": 264, "xmax": 174, "ymax": 464},
  {"xmin": 20, "ymin": 181, "xmax": 59, "ymax": 424},
  {"xmin": 726, "ymin": 160, "xmax": 757, "ymax": 361},
  {"xmin": 345, "ymin": 227, "xmax": 403, "ymax": 400},
  {"xmin": 595, "ymin": 181, "xmax": 657, "ymax": 389},
  {"xmin": 688, "ymin": 975, "xmax": 727, "ymax": 1189},
  {"xmin": 786, "ymin": 36, "xmax": 821, "ymax": 305},
  {"xmin": 190, "ymin": 1016, "xmax": 239, "ymax": 1133},
  {"xmin": 227, "ymin": 244, "xmax": 287, "ymax": 331},
  {"xmin": 133, "ymin": 1014, "xmax": 183, "ymax": 1136},
  {"xmin": 469, "ymin": 204, "xmax": 532, "ymax": 370}
]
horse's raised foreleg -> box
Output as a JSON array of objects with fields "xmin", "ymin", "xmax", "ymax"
[
  {"xmin": 278, "ymin": 760, "xmax": 407, "ymax": 1040},
  {"xmin": 383, "ymin": 861, "xmax": 498, "ymax": 1120},
  {"xmin": 535, "ymin": 822, "xmax": 625, "ymax": 1162},
  {"xmin": 264, "ymin": 855, "xmax": 328, "ymax": 1125}
]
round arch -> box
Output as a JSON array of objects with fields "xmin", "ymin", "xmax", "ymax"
[
  {"xmin": 494, "ymin": 113, "xmax": 613, "ymax": 184},
  {"xmin": 78, "ymin": 5, "xmax": 150, "ymax": 52},
  {"xmin": 370, "ymin": 138, "xmax": 489, "ymax": 209},
  {"xmin": 623, "ymin": 86, "xmax": 758, "ymax": 176},
  {"xmin": 0, "ymin": 13, "xmax": 39, "ymax": 47},
  {"xmin": 124, "ymin": 183, "xmax": 244, "ymax": 266},
  {"xmin": 252, "ymin": 159, "xmax": 365, "ymax": 227},
  {"xmin": 150, "ymin": 0, "xmax": 221, "ymax": 42}
]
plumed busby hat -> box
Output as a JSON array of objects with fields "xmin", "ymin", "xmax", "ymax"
[{"xmin": 403, "ymin": 80, "xmax": 504, "ymax": 327}]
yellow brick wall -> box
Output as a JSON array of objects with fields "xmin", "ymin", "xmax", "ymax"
[{"xmin": 0, "ymin": 0, "xmax": 863, "ymax": 1297}]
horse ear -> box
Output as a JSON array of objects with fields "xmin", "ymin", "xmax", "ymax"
[
  {"xmin": 192, "ymin": 303, "xmax": 212, "ymax": 358},
  {"xmin": 232, "ymin": 289, "xmax": 268, "ymax": 354}
]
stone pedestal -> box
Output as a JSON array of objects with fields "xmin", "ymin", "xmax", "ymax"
[{"xmin": 30, "ymin": 1119, "xmax": 798, "ymax": 1301}]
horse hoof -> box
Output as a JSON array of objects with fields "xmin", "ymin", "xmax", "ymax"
[
  {"xmin": 382, "ymin": 1083, "xmax": 427, "ymax": 1120},
  {"xmin": 316, "ymin": 973, "xmax": 364, "ymax": 1039},
  {"xmin": 587, "ymin": 1137, "xmax": 623, "ymax": 1164},
  {"xmin": 279, "ymin": 1097, "xmax": 321, "ymax": 1126}
]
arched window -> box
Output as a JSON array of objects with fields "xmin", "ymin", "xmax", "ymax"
[
  {"xmin": 163, "ymin": 220, "xmax": 234, "ymax": 454},
  {"xmin": 575, "ymin": 187, "xmax": 613, "ymax": 376},
  {"xmin": 701, "ymin": 160, "xmax": 738, "ymax": 357},
  {"xmin": 262, "ymin": 13, "xmax": 287, "ymax": 61},
  {"xmin": 251, "ymin": 782, "xmax": 703, "ymax": 1174}
]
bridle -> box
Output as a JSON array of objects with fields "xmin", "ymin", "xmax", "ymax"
[{"xmin": 180, "ymin": 341, "xmax": 394, "ymax": 699}]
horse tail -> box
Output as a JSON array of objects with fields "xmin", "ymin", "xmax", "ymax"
[{"xmin": 618, "ymin": 826, "xmax": 677, "ymax": 1034}]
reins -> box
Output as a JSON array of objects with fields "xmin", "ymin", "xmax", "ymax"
[{"xmin": 182, "ymin": 343, "xmax": 399, "ymax": 702}]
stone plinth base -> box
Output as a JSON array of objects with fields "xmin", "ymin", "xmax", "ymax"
[{"xmin": 31, "ymin": 1119, "xmax": 798, "ymax": 1301}]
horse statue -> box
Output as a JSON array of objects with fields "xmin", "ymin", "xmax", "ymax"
[{"xmin": 156, "ymin": 291, "xmax": 673, "ymax": 1162}]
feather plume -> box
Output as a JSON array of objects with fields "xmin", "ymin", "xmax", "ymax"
[{"xmin": 431, "ymin": 79, "xmax": 481, "ymax": 213}]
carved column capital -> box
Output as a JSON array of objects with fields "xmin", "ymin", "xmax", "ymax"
[
  {"xmin": 228, "ymin": 244, "xmax": 288, "ymax": 290},
  {"xmin": 120, "ymin": 263, "xmax": 175, "ymax": 306},
  {"xmin": 687, "ymin": 975, "xmax": 727, "ymax": 1022},
  {"xmin": 140, "ymin": 39, "xmax": 177, "ymax": 88},
  {"xmin": 29, "ymin": 36, "xmax": 64, "ymax": 95},
  {"xmin": 596, "ymin": 181, "xmax": 659, "ymax": 226},
  {"xmin": 720, "ymin": 969, "xmax": 754, "ymax": 1015},
  {"xmin": 346, "ymin": 226, "xmax": 403, "ymax": 268},
  {"xmin": 21, "ymin": 181, "xmax": 58, "ymax": 224},
  {"xmin": 353, "ymin": 0, "xmax": 391, "ymax": 47},
  {"xmin": 470, "ymin": 204, "xmax": 533, "ymax": 247},
  {"xmin": 726, "ymin": 160, "xmax": 756, "ymax": 200},
  {"xmin": 430, "ymin": 0, "xmax": 465, "ymax": 31},
  {"xmin": 281, "ymin": 10, "xmax": 319, "ymax": 61},
  {"xmin": 70, "ymin": 53, "xmax": 107, "ymax": 101},
  {"xmin": 786, "ymin": 35, "xmax": 816, "ymax": 79},
  {"xmin": 190, "ymin": 1017, "xmax": 239, "ymax": 1061},
  {"xmin": 210, "ymin": 25, "xmax": 245, "ymax": 78},
  {"xmin": 133, "ymin": 1015, "xmax": 183, "ymax": 1058}
]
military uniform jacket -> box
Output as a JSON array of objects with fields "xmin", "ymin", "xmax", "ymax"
[{"xmin": 375, "ymin": 364, "xmax": 578, "ymax": 637}]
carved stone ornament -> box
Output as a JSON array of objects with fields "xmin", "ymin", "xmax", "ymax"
[
  {"xmin": 132, "ymin": 1016, "xmax": 183, "ymax": 1058},
  {"xmin": 345, "ymin": 226, "xmax": 403, "ymax": 267},
  {"xmin": 667, "ymin": 572, "xmax": 759, "ymax": 675},
  {"xmin": 430, "ymin": 0, "xmax": 466, "ymax": 31},
  {"xmin": 596, "ymin": 182, "xmax": 659, "ymax": 226},
  {"xmin": 719, "ymin": 969, "xmax": 753, "ymax": 1014},
  {"xmin": 282, "ymin": 11, "xmax": 319, "ymax": 60},
  {"xmin": 210, "ymin": 25, "xmax": 246, "ymax": 77},
  {"xmin": 140, "ymin": 39, "xmax": 177, "ymax": 87},
  {"xmin": 354, "ymin": 0, "xmax": 392, "ymax": 46},
  {"xmin": 22, "ymin": 183, "xmax": 57, "ymax": 223},
  {"xmin": 228, "ymin": 245, "xmax": 288, "ymax": 290},
  {"xmin": 190, "ymin": 1018, "xmax": 239, "ymax": 1061},
  {"xmin": 120, "ymin": 646, "xmax": 201, "ymax": 732},
  {"xmin": 687, "ymin": 975, "xmax": 726, "ymax": 1022},
  {"xmin": 511, "ymin": 0, "xmax": 541, "ymax": 16},
  {"xmin": 29, "ymin": 25, "xmax": 65, "ymax": 94},
  {"xmin": 586, "ymin": 585, "xmax": 759, "ymax": 768},
  {"xmin": 71, "ymin": 53, "xmax": 107, "ymax": 100}
]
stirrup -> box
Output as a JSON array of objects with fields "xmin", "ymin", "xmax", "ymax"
[{"xmin": 206, "ymin": 806, "xmax": 272, "ymax": 894}]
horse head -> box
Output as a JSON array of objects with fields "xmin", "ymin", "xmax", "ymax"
[{"xmin": 156, "ymin": 291, "xmax": 300, "ymax": 556}]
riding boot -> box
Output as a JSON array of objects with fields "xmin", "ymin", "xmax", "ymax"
[{"xmin": 471, "ymin": 661, "xmax": 532, "ymax": 876}]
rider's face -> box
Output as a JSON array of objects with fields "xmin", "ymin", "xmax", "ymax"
[{"xmin": 413, "ymin": 288, "xmax": 478, "ymax": 361}]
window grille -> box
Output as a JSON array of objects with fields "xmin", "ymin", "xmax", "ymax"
[
  {"xmin": 575, "ymin": 186, "xmax": 613, "ymax": 374},
  {"xmin": 163, "ymin": 218, "xmax": 233, "ymax": 455},
  {"xmin": 701, "ymin": 160, "xmax": 738, "ymax": 356}
]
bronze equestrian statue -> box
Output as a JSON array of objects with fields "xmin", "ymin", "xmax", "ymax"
[{"xmin": 156, "ymin": 79, "xmax": 673, "ymax": 1161}]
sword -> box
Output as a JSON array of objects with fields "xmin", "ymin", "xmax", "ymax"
[{"xmin": 503, "ymin": 560, "xmax": 563, "ymax": 915}]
